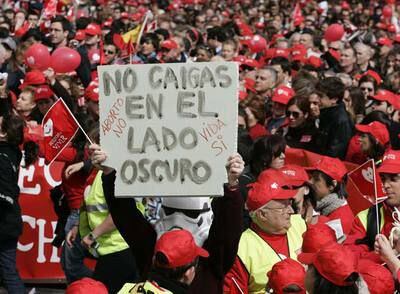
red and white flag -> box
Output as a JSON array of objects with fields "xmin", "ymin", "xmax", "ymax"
[
  {"xmin": 42, "ymin": 99, "xmax": 79, "ymax": 164},
  {"xmin": 347, "ymin": 159, "xmax": 387, "ymax": 205},
  {"xmin": 292, "ymin": 2, "xmax": 304, "ymax": 26},
  {"xmin": 43, "ymin": 0, "xmax": 58, "ymax": 19}
]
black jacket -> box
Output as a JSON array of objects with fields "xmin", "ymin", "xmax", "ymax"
[
  {"xmin": 284, "ymin": 120, "xmax": 322, "ymax": 153},
  {"xmin": 318, "ymin": 103, "xmax": 354, "ymax": 159},
  {"xmin": 0, "ymin": 142, "xmax": 23, "ymax": 241}
]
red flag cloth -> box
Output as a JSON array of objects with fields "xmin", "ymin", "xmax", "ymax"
[
  {"xmin": 347, "ymin": 160, "xmax": 386, "ymax": 205},
  {"xmin": 292, "ymin": 2, "xmax": 304, "ymax": 26},
  {"xmin": 43, "ymin": 0, "xmax": 58, "ymax": 19},
  {"xmin": 42, "ymin": 99, "xmax": 79, "ymax": 164}
]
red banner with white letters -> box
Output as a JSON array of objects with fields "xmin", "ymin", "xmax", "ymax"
[{"xmin": 17, "ymin": 158, "xmax": 65, "ymax": 280}]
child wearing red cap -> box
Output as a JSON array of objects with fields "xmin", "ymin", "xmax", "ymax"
[
  {"xmin": 307, "ymin": 156, "xmax": 354, "ymax": 235},
  {"xmin": 266, "ymin": 258, "xmax": 306, "ymax": 294}
]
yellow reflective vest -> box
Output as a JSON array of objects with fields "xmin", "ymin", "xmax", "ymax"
[
  {"xmin": 357, "ymin": 206, "xmax": 385, "ymax": 232},
  {"xmin": 237, "ymin": 214, "xmax": 306, "ymax": 294},
  {"xmin": 118, "ymin": 281, "xmax": 173, "ymax": 294},
  {"xmin": 79, "ymin": 171, "xmax": 129, "ymax": 256}
]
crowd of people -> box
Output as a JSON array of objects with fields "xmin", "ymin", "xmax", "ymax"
[{"xmin": 2, "ymin": 0, "xmax": 400, "ymax": 293}]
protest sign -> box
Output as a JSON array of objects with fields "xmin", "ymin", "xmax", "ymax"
[{"xmin": 98, "ymin": 62, "xmax": 238, "ymax": 197}]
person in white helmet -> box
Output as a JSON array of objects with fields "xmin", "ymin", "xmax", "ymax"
[{"xmin": 90, "ymin": 144, "xmax": 245, "ymax": 294}]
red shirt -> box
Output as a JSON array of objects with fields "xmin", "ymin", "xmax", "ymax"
[
  {"xmin": 327, "ymin": 204, "xmax": 354, "ymax": 235},
  {"xmin": 223, "ymin": 224, "xmax": 289, "ymax": 294},
  {"xmin": 248, "ymin": 123, "xmax": 267, "ymax": 141}
]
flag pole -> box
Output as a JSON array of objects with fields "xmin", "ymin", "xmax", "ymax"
[
  {"xmin": 58, "ymin": 97, "xmax": 94, "ymax": 145},
  {"xmin": 373, "ymin": 160, "xmax": 380, "ymax": 236},
  {"xmin": 133, "ymin": 11, "xmax": 150, "ymax": 63}
]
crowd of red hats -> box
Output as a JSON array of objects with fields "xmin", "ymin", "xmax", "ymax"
[{"xmin": 2, "ymin": 0, "xmax": 400, "ymax": 293}]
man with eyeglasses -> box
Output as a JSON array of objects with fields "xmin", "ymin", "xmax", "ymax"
[
  {"xmin": 224, "ymin": 175, "xmax": 306, "ymax": 294},
  {"xmin": 367, "ymin": 89, "xmax": 396, "ymax": 116}
]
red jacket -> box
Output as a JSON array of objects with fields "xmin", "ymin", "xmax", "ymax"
[
  {"xmin": 248, "ymin": 123, "xmax": 267, "ymax": 141},
  {"xmin": 327, "ymin": 204, "xmax": 354, "ymax": 235}
]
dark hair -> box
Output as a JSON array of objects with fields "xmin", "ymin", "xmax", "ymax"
[
  {"xmin": 1, "ymin": 114, "xmax": 24, "ymax": 146},
  {"xmin": 316, "ymin": 77, "xmax": 345, "ymax": 102},
  {"xmin": 311, "ymin": 170, "xmax": 348, "ymax": 198},
  {"xmin": 361, "ymin": 110, "xmax": 391, "ymax": 127},
  {"xmin": 282, "ymin": 284, "xmax": 304, "ymax": 293},
  {"xmin": 312, "ymin": 266, "xmax": 359, "ymax": 294},
  {"xmin": 270, "ymin": 56, "xmax": 291, "ymax": 74},
  {"xmin": 250, "ymin": 135, "xmax": 286, "ymax": 177},
  {"xmin": 140, "ymin": 33, "xmax": 160, "ymax": 51},
  {"xmin": 51, "ymin": 15, "xmax": 72, "ymax": 33},
  {"xmin": 152, "ymin": 252, "xmax": 197, "ymax": 281},
  {"xmin": 348, "ymin": 87, "xmax": 365, "ymax": 116},
  {"xmin": 155, "ymin": 28, "xmax": 170, "ymax": 40},
  {"xmin": 287, "ymin": 96, "xmax": 311, "ymax": 117},
  {"xmin": 359, "ymin": 75, "xmax": 378, "ymax": 90}
]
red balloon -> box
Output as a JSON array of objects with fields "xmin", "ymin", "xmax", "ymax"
[
  {"xmin": 324, "ymin": 24, "xmax": 345, "ymax": 42},
  {"xmin": 248, "ymin": 35, "xmax": 267, "ymax": 53},
  {"xmin": 24, "ymin": 44, "xmax": 51, "ymax": 70},
  {"xmin": 50, "ymin": 47, "xmax": 81, "ymax": 73},
  {"xmin": 383, "ymin": 5, "xmax": 392, "ymax": 18}
]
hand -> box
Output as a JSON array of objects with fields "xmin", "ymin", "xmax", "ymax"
[
  {"xmin": 81, "ymin": 234, "xmax": 94, "ymax": 249},
  {"xmin": 66, "ymin": 226, "xmax": 78, "ymax": 248},
  {"xmin": 89, "ymin": 144, "xmax": 114, "ymax": 174},
  {"xmin": 244, "ymin": 107, "xmax": 257, "ymax": 128},
  {"xmin": 43, "ymin": 68, "xmax": 56, "ymax": 85},
  {"xmin": 0, "ymin": 73, "xmax": 8, "ymax": 97},
  {"xmin": 65, "ymin": 162, "xmax": 84, "ymax": 179},
  {"xmin": 375, "ymin": 234, "xmax": 397, "ymax": 263},
  {"xmin": 225, "ymin": 153, "xmax": 245, "ymax": 187}
]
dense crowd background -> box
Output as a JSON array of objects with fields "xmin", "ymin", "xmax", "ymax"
[{"xmin": 2, "ymin": 0, "xmax": 400, "ymax": 293}]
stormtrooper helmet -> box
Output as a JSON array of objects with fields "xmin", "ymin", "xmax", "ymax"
[{"xmin": 154, "ymin": 197, "xmax": 213, "ymax": 246}]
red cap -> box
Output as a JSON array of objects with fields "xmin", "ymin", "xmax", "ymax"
[
  {"xmin": 328, "ymin": 48, "xmax": 341, "ymax": 61},
  {"xmin": 357, "ymin": 70, "xmax": 382, "ymax": 85},
  {"xmin": 85, "ymin": 23, "xmax": 102, "ymax": 36},
  {"xmin": 243, "ymin": 58, "xmax": 260, "ymax": 69},
  {"xmin": 272, "ymin": 85, "xmax": 295, "ymax": 105},
  {"xmin": 297, "ymin": 222, "xmax": 337, "ymax": 264},
  {"xmin": 387, "ymin": 24, "xmax": 396, "ymax": 33},
  {"xmin": 358, "ymin": 259, "xmax": 395, "ymax": 294},
  {"xmin": 267, "ymin": 258, "xmax": 306, "ymax": 294},
  {"xmin": 246, "ymin": 178, "xmax": 297, "ymax": 212},
  {"xmin": 121, "ymin": 12, "xmax": 129, "ymax": 19},
  {"xmin": 255, "ymin": 21, "xmax": 265, "ymax": 29},
  {"xmin": 34, "ymin": 85, "xmax": 54, "ymax": 101},
  {"xmin": 155, "ymin": 230, "xmax": 209, "ymax": 268},
  {"xmin": 131, "ymin": 13, "xmax": 143, "ymax": 22},
  {"xmin": 378, "ymin": 37, "xmax": 393, "ymax": 47},
  {"xmin": 233, "ymin": 55, "xmax": 246, "ymax": 64},
  {"xmin": 19, "ymin": 70, "xmax": 46, "ymax": 90},
  {"xmin": 75, "ymin": 30, "xmax": 86, "ymax": 41},
  {"xmin": 239, "ymin": 90, "xmax": 248, "ymax": 101},
  {"xmin": 279, "ymin": 164, "xmax": 309, "ymax": 187},
  {"xmin": 306, "ymin": 156, "xmax": 347, "ymax": 181},
  {"xmin": 66, "ymin": 278, "xmax": 108, "ymax": 294},
  {"xmin": 372, "ymin": 89, "xmax": 395, "ymax": 104},
  {"xmin": 341, "ymin": 1, "xmax": 350, "ymax": 10},
  {"xmin": 85, "ymin": 79, "xmax": 99, "ymax": 102},
  {"xmin": 274, "ymin": 48, "xmax": 290, "ymax": 59},
  {"xmin": 291, "ymin": 44, "xmax": 307, "ymax": 63},
  {"xmin": 378, "ymin": 149, "xmax": 400, "ymax": 174},
  {"xmin": 161, "ymin": 39, "xmax": 178, "ymax": 50},
  {"xmin": 306, "ymin": 56, "xmax": 323, "ymax": 68},
  {"xmin": 244, "ymin": 77, "xmax": 256, "ymax": 92},
  {"xmin": 355, "ymin": 121, "xmax": 389, "ymax": 146},
  {"xmin": 298, "ymin": 243, "xmax": 358, "ymax": 287}
]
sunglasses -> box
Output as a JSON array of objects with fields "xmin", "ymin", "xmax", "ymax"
[
  {"xmin": 104, "ymin": 50, "xmax": 116, "ymax": 54},
  {"xmin": 361, "ymin": 87, "xmax": 374, "ymax": 92},
  {"xmin": 286, "ymin": 110, "xmax": 301, "ymax": 119}
]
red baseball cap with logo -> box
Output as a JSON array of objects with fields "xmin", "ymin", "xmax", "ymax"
[
  {"xmin": 34, "ymin": 85, "xmax": 54, "ymax": 101},
  {"xmin": 298, "ymin": 243, "xmax": 358, "ymax": 287},
  {"xmin": 246, "ymin": 178, "xmax": 297, "ymax": 212},
  {"xmin": 279, "ymin": 164, "xmax": 309, "ymax": 187},
  {"xmin": 372, "ymin": 89, "xmax": 395, "ymax": 104},
  {"xmin": 297, "ymin": 222, "xmax": 337, "ymax": 264},
  {"xmin": 161, "ymin": 39, "xmax": 178, "ymax": 50},
  {"xmin": 267, "ymin": 258, "xmax": 306, "ymax": 294},
  {"xmin": 272, "ymin": 85, "xmax": 295, "ymax": 105},
  {"xmin": 291, "ymin": 44, "xmax": 307, "ymax": 63},
  {"xmin": 378, "ymin": 37, "xmax": 393, "ymax": 47},
  {"xmin": 306, "ymin": 56, "xmax": 323, "ymax": 68},
  {"xmin": 155, "ymin": 229, "xmax": 209, "ymax": 268},
  {"xmin": 355, "ymin": 121, "xmax": 389, "ymax": 146},
  {"xmin": 19, "ymin": 70, "xmax": 46, "ymax": 90},
  {"xmin": 306, "ymin": 156, "xmax": 347, "ymax": 181},
  {"xmin": 85, "ymin": 79, "xmax": 99, "ymax": 102},
  {"xmin": 328, "ymin": 48, "xmax": 341, "ymax": 61},
  {"xmin": 358, "ymin": 259, "xmax": 395, "ymax": 294},
  {"xmin": 356, "ymin": 70, "xmax": 382, "ymax": 85},
  {"xmin": 85, "ymin": 23, "xmax": 102, "ymax": 36},
  {"xmin": 378, "ymin": 149, "xmax": 400, "ymax": 174}
]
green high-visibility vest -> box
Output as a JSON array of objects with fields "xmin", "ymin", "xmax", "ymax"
[
  {"xmin": 79, "ymin": 171, "xmax": 129, "ymax": 256},
  {"xmin": 118, "ymin": 281, "xmax": 173, "ymax": 294},
  {"xmin": 237, "ymin": 214, "xmax": 306, "ymax": 294}
]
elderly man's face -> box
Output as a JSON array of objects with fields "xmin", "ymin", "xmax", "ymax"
[
  {"xmin": 355, "ymin": 43, "xmax": 372, "ymax": 66},
  {"xmin": 254, "ymin": 69, "xmax": 275, "ymax": 94},
  {"xmin": 256, "ymin": 199, "xmax": 294, "ymax": 234},
  {"xmin": 340, "ymin": 48, "xmax": 356, "ymax": 68},
  {"xmin": 300, "ymin": 34, "xmax": 314, "ymax": 49}
]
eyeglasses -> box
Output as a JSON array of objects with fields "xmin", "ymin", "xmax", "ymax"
[
  {"xmin": 361, "ymin": 87, "xmax": 374, "ymax": 92},
  {"xmin": 263, "ymin": 201, "xmax": 294, "ymax": 214},
  {"xmin": 286, "ymin": 110, "xmax": 301, "ymax": 119},
  {"xmin": 104, "ymin": 50, "xmax": 116, "ymax": 55}
]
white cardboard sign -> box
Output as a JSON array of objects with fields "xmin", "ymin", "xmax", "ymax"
[{"xmin": 98, "ymin": 62, "xmax": 238, "ymax": 197}]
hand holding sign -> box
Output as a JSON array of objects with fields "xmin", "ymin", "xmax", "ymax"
[{"xmin": 226, "ymin": 153, "xmax": 244, "ymax": 187}]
